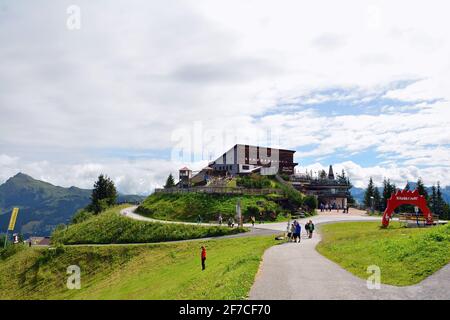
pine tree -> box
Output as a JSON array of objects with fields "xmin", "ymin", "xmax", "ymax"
[
  {"xmin": 416, "ymin": 178, "xmax": 429, "ymax": 201},
  {"xmin": 373, "ymin": 187, "xmax": 382, "ymax": 212},
  {"xmin": 319, "ymin": 170, "xmax": 327, "ymax": 180},
  {"xmin": 90, "ymin": 174, "xmax": 118, "ymax": 214},
  {"xmin": 382, "ymin": 178, "xmax": 395, "ymax": 210},
  {"xmin": 430, "ymin": 185, "xmax": 437, "ymax": 214},
  {"xmin": 164, "ymin": 173, "xmax": 176, "ymax": 189},
  {"xmin": 436, "ymin": 182, "xmax": 445, "ymax": 218},
  {"xmin": 364, "ymin": 177, "xmax": 375, "ymax": 209}
]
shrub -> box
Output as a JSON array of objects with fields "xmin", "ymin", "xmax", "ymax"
[
  {"xmin": 237, "ymin": 174, "xmax": 272, "ymax": 189},
  {"xmin": 71, "ymin": 209, "xmax": 93, "ymax": 224},
  {"xmin": 245, "ymin": 205, "xmax": 260, "ymax": 217},
  {"xmin": 303, "ymin": 195, "xmax": 318, "ymax": 211}
]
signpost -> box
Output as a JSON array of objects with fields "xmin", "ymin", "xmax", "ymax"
[
  {"xmin": 414, "ymin": 206, "xmax": 419, "ymax": 227},
  {"xmin": 3, "ymin": 208, "xmax": 19, "ymax": 248},
  {"xmin": 236, "ymin": 198, "xmax": 242, "ymax": 227}
]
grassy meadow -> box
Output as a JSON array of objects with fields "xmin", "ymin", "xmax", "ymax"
[
  {"xmin": 51, "ymin": 205, "xmax": 247, "ymax": 245},
  {"xmin": 0, "ymin": 236, "xmax": 278, "ymax": 300},
  {"xmin": 316, "ymin": 221, "xmax": 450, "ymax": 286},
  {"xmin": 136, "ymin": 192, "xmax": 284, "ymax": 222}
]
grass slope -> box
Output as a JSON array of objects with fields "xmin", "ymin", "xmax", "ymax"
[
  {"xmin": 316, "ymin": 222, "xmax": 450, "ymax": 286},
  {"xmin": 0, "ymin": 236, "xmax": 278, "ymax": 300},
  {"xmin": 137, "ymin": 193, "xmax": 282, "ymax": 222},
  {"xmin": 51, "ymin": 205, "xmax": 247, "ymax": 245}
]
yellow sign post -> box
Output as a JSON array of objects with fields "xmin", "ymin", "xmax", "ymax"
[
  {"xmin": 4, "ymin": 208, "xmax": 19, "ymax": 248},
  {"xmin": 8, "ymin": 208, "xmax": 19, "ymax": 231}
]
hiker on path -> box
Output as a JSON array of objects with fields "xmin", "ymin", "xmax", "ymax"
[
  {"xmin": 290, "ymin": 222, "xmax": 296, "ymax": 242},
  {"xmin": 305, "ymin": 221, "xmax": 310, "ymax": 238},
  {"xmin": 251, "ymin": 216, "xmax": 256, "ymax": 227},
  {"xmin": 228, "ymin": 217, "xmax": 235, "ymax": 228},
  {"xmin": 218, "ymin": 214, "xmax": 223, "ymax": 225},
  {"xmin": 308, "ymin": 220, "xmax": 315, "ymax": 239},
  {"xmin": 286, "ymin": 221, "xmax": 291, "ymax": 241},
  {"xmin": 201, "ymin": 246, "xmax": 207, "ymax": 271},
  {"xmin": 197, "ymin": 215, "xmax": 202, "ymax": 224},
  {"xmin": 294, "ymin": 221, "xmax": 302, "ymax": 243}
]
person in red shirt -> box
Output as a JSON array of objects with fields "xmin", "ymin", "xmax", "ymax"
[{"xmin": 201, "ymin": 246, "xmax": 207, "ymax": 271}]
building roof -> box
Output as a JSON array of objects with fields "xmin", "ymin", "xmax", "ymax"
[
  {"xmin": 234, "ymin": 144, "xmax": 296, "ymax": 153},
  {"xmin": 179, "ymin": 167, "xmax": 191, "ymax": 171}
]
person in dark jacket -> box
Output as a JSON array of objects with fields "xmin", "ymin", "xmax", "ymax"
[
  {"xmin": 308, "ymin": 220, "xmax": 315, "ymax": 238},
  {"xmin": 305, "ymin": 221, "xmax": 310, "ymax": 238},
  {"xmin": 295, "ymin": 221, "xmax": 302, "ymax": 243},
  {"xmin": 201, "ymin": 246, "xmax": 207, "ymax": 271}
]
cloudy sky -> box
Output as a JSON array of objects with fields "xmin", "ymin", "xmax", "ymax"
[{"xmin": 1, "ymin": 0, "xmax": 449, "ymax": 194}]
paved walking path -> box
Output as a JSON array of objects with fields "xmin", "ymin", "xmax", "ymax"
[
  {"xmin": 249, "ymin": 222, "xmax": 450, "ymax": 300},
  {"xmin": 121, "ymin": 206, "xmax": 449, "ymax": 299}
]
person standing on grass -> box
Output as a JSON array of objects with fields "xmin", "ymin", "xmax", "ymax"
[
  {"xmin": 308, "ymin": 220, "xmax": 315, "ymax": 238},
  {"xmin": 201, "ymin": 246, "xmax": 207, "ymax": 271}
]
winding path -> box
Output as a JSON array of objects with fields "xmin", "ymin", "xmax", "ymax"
[
  {"xmin": 249, "ymin": 219, "xmax": 450, "ymax": 300},
  {"xmin": 121, "ymin": 207, "xmax": 449, "ymax": 299}
]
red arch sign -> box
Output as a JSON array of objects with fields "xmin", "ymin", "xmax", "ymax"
[{"xmin": 382, "ymin": 189, "xmax": 433, "ymax": 227}]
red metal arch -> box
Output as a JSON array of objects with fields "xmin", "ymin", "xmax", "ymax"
[{"xmin": 382, "ymin": 189, "xmax": 433, "ymax": 227}]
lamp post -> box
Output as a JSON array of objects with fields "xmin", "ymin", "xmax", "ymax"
[
  {"xmin": 414, "ymin": 206, "xmax": 419, "ymax": 227},
  {"xmin": 370, "ymin": 196, "xmax": 374, "ymax": 215}
]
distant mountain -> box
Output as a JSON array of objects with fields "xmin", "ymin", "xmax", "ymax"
[
  {"xmin": 0, "ymin": 173, "xmax": 146, "ymax": 237},
  {"xmin": 351, "ymin": 182, "xmax": 450, "ymax": 204},
  {"xmin": 350, "ymin": 187, "xmax": 365, "ymax": 204}
]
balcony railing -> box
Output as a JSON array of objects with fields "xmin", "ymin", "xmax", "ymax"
[{"xmin": 154, "ymin": 186, "xmax": 284, "ymax": 196}]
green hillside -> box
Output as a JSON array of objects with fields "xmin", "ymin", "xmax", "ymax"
[
  {"xmin": 0, "ymin": 173, "xmax": 145, "ymax": 237},
  {"xmin": 0, "ymin": 236, "xmax": 278, "ymax": 300},
  {"xmin": 317, "ymin": 221, "xmax": 450, "ymax": 286},
  {"xmin": 137, "ymin": 192, "xmax": 287, "ymax": 222},
  {"xmin": 51, "ymin": 205, "xmax": 247, "ymax": 245}
]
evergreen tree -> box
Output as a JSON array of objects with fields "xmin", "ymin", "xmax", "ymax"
[
  {"xmin": 90, "ymin": 174, "xmax": 118, "ymax": 214},
  {"xmin": 164, "ymin": 173, "xmax": 176, "ymax": 189},
  {"xmin": 337, "ymin": 169, "xmax": 346, "ymax": 184},
  {"xmin": 373, "ymin": 187, "xmax": 382, "ymax": 212},
  {"xmin": 430, "ymin": 185, "xmax": 437, "ymax": 214},
  {"xmin": 436, "ymin": 182, "xmax": 445, "ymax": 218},
  {"xmin": 382, "ymin": 178, "xmax": 395, "ymax": 210},
  {"xmin": 319, "ymin": 170, "xmax": 327, "ymax": 180},
  {"xmin": 364, "ymin": 177, "xmax": 375, "ymax": 209},
  {"xmin": 416, "ymin": 178, "xmax": 429, "ymax": 201}
]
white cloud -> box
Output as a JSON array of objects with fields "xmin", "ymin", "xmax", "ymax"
[{"xmin": 1, "ymin": 0, "xmax": 450, "ymax": 191}]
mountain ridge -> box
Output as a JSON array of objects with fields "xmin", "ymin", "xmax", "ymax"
[{"xmin": 0, "ymin": 173, "xmax": 146, "ymax": 237}]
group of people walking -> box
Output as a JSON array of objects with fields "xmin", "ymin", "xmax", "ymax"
[
  {"xmin": 287, "ymin": 220, "xmax": 315, "ymax": 243},
  {"xmin": 319, "ymin": 203, "xmax": 350, "ymax": 213}
]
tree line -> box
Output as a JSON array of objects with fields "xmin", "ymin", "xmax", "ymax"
[{"xmin": 363, "ymin": 177, "xmax": 449, "ymax": 219}]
